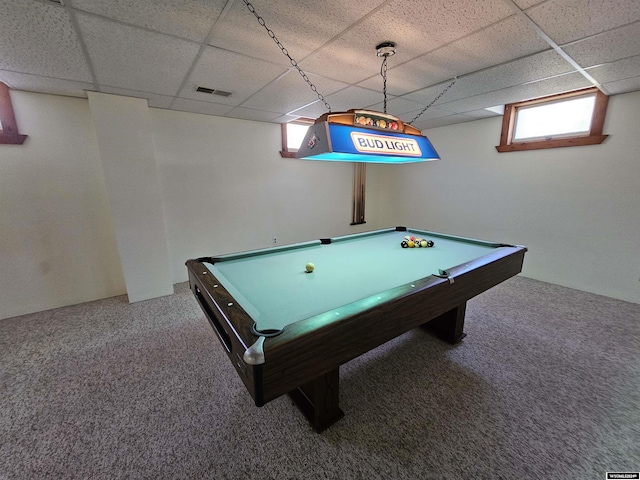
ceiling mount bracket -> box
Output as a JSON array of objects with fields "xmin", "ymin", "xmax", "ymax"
[
  {"xmin": 376, "ymin": 42, "xmax": 396, "ymax": 57},
  {"xmin": 376, "ymin": 42, "xmax": 396, "ymax": 112}
]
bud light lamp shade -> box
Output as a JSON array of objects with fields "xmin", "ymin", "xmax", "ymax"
[{"xmin": 296, "ymin": 110, "xmax": 440, "ymax": 164}]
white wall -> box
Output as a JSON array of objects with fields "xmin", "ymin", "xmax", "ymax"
[
  {"xmin": 0, "ymin": 92, "xmax": 126, "ymax": 319},
  {"xmin": 2, "ymin": 90, "xmax": 637, "ymax": 320},
  {"xmin": 88, "ymin": 92, "xmax": 173, "ymax": 302},
  {"xmin": 150, "ymin": 108, "xmax": 382, "ymax": 284},
  {"xmin": 376, "ymin": 91, "xmax": 640, "ymax": 304},
  {"xmin": 0, "ymin": 91, "xmax": 381, "ymax": 319}
]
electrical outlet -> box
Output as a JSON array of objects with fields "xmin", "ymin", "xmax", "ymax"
[{"xmin": 273, "ymin": 237, "xmax": 277, "ymax": 245}]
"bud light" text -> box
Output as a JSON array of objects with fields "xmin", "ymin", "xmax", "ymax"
[{"xmin": 350, "ymin": 132, "xmax": 422, "ymax": 156}]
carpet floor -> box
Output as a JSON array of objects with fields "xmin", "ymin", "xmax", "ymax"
[{"xmin": 1, "ymin": 276, "xmax": 638, "ymax": 479}]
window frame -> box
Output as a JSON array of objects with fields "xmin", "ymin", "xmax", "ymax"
[
  {"xmin": 280, "ymin": 117, "xmax": 314, "ymax": 158},
  {"xmin": 496, "ymin": 87, "xmax": 608, "ymax": 153},
  {"xmin": 0, "ymin": 82, "xmax": 27, "ymax": 145}
]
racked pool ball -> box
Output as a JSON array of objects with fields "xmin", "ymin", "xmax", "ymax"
[
  {"xmin": 420, "ymin": 240, "xmax": 428, "ymax": 248},
  {"xmin": 401, "ymin": 240, "xmax": 409, "ymax": 248},
  {"xmin": 407, "ymin": 240, "xmax": 415, "ymax": 248},
  {"xmin": 426, "ymin": 240, "xmax": 434, "ymax": 247}
]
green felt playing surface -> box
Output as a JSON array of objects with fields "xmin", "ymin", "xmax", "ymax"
[{"xmin": 205, "ymin": 229, "xmax": 498, "ymax": 333}]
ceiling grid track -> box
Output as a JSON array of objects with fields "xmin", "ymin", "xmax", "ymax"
[
  {"xmin": 169, "ymin": 0, "xmax": 239, "ymax": 109},
  {"xmin": 64, "ymin": 2, "xmax": 100, "ymax": 92},
  {"xmin": 501, "ymin": 0, "xmax": 609, "ymax": 95}
]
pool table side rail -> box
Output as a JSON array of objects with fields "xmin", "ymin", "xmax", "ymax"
[
  {"xmin": 403, "ymin": 227, "xmax": 515, "ymax": 249},
  {"xmin": 187, "ymin": 260, "xmax": 266, "ymax": 405},
  {"xmin": 321, "ymin": 226, "xmax": 401, "ymax": 244},
  {"xmin": 203, "ymin": 239, "xmax": 322, "ymax": 263},
  {"xmin": 319, "ymin": 226, "xmax": 511, "ymax": 249}
]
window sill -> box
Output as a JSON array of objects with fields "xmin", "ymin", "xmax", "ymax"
[
  {"xmin": 496, "ymin": 134, "xmax": 607, "ymax": 153},
  {"xmin": 0, "ymin": 132, "xmax": 27, "ymax": 145}
]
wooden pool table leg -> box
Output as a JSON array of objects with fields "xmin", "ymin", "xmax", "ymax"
[
  {"xmin": 288, "ymin": 368, "xmax": 344, "ymax": 433},
  {"xmin": 422, "ymin": 303, "xmax": 467, "ymax": 344}
]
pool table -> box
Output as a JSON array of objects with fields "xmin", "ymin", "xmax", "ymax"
[{"xmin": 186, "ymin": 227, "xmax": 526, "ymax": 432}]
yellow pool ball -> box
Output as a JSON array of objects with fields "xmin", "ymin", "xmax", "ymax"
[{"xmin": 305, "ymin": 262, "xmax": 315, "ymax": 273}]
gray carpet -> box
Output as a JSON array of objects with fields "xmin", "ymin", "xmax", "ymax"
[{"xmin": 1, "ymin": 277, "xmax": 638, "ymax": 479}]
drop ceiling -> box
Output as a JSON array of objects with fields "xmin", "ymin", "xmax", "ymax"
[{"xmin": 1, "ymin": 0, "xmax": 638, "ymax": 130}]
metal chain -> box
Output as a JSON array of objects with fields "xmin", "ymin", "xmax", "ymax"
[
  {"xmin": 242, "ymin": 0, "xmax": 331, "ymax": 112},
  {"xmin": 380, "ymin": 56, "xmax": 389, "ymax": 113},
  {"xmin": 408, "ymin": 77, "xmax": 457, "ymax": 124}
]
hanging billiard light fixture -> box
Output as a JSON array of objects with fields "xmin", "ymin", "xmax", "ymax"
[
  {"xmin": 295, "ymin": 108, "xmax": 440, "ymax": 163},
  {"xmin": 242, "ymin": 1, "xmax": 455, "ymax": 164},
  {"xmin": 296, "ymin": 42, "xmax": 444, "ymax": 164}
]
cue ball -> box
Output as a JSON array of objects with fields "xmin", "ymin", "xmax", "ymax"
[{"xmin": 305, "ymin": 262, "xmax": 315, "ymax": 273}]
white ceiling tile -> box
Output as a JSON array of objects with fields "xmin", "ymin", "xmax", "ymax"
[
  {"xmin": 299, "ymin": 38, "xmax": 386, "ymax": 85},
  {"xmin": 0, "ymin": 0, "xmax": 92, "ymax": 82},
  {"xmin": 462, "ymin": 108, "xmax": 502, "ymax": 119},
  {"xmin": 271, "ymin": 114, "xmax": 306, "ymax": 124},
  {"xmin": 287, "ymin": 101, "xmax": 332, "ymax": 120},
  {"xmin": 512, "ymin": 0, "xmax": 547, "ymax": 8},
  {"xmin": 178, "ymin": 47, "xmax": 288, "ymax": 106},
  {"xmin": 399, "ymin": 106, "xmax": 457, "ymax": 129},
  {"xmin": 413, "ymin": 113, "xmax": 483, "ymax": 130},
  {"xmin": 241, "ymin": 70, "xmax": 347, "ymax": 114},
  {"xmin": 563, "ymin": 22, "xmax": 640, "ymax": 68},
  {"xmin": 404, "ymin": 49, "xmax": 572, "ymax": 105},
  {"xmin": 0, "ymin": 70, "xmax": 92, "ymax": 98},
  {"xmin": 403, "ymin": 105, "xmax": 455, "ymax": 121},
  {"xmin": 301, "ymin": 0, "xmax": 514, "ymax": 85},
  {"xmin": 602, "ymin": 76, "xmax": 640, "ymax": 95},
  {"xmin": 437, "ymin": 72, "xmax": 593, "ymax": 112},
  {"xmin": 427, "ymin": 14, "xmax": 551, "ymax": 75},
  {"xmin": 322, "ymin": 86, "xmax": 387, "ymax": 113},
  {"xmin": 400, "ymin": 79, "xmax": 470, "ymax": 111},
  {"xmin": 527, "ymin": 0, "xmax": 640, "ymax": 45},
  {"xmin": 356, "ymin": 54, "xmax": 457, "ymax": 95},
  {"xmin": 370, "ymin": 0, "xmax": 515, "ymax": 60},
  {"xmin": 99, "ymin": 86, "xmax": 174, "ymax": 109},
  {"xmin": 224, "ymin": 107, "xmax": 283, "ymax": 123},
  {"xmin": 69, "ymin": 0, "xmax": 224, "ymax": 42},
  {"xmin": 358, "ymin": 15, "xmax": 550, "ymax": 95},
  {"xmin": 208, "ymin": 0, "xmax": 387, "ymax": 67},
  {"xmin": 170, "ymin": 98, "xmax": 234, "ymax": 117},
  {"xmin": 76, "ymin": 13, "xmax": 200, "ymax": 96},
  {"xmin": 367, "ymin": 97, "xmax": 430, "ymax": 116},
  {"xmin": 586, "ymin": 55, "xmax": 640, "ymax": 84}
]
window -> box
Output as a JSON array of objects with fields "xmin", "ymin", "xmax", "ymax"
[
  {"xmin": 496, "ymin": 87, "xmax": 608, "ymax": 152},
  {"xmin": 280, "ymin": 118, "xmax": 312, "ymax": 158},
  {"xmin": 0, "ymin": 82, "xmax": 27, "ymax": 145}
]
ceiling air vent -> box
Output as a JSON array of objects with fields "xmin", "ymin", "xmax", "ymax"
[{"xmin": 196, "ymin": 86, "xmax": 232, "ymax": 97}]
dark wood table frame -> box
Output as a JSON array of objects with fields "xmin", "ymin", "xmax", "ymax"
[{"xmin": 186, "ymin": 228, "xmax": 526, "ymax": 432}]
